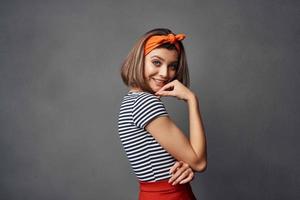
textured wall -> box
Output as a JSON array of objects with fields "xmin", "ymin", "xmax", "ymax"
[{"xmin": 0, "ymin": 0, "xmax": 299, "ymax": 199}]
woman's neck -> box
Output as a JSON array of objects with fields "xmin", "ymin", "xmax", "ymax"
[{"xmin": 129, "ymin": 88, "xmax": 142, "ymax": 92}]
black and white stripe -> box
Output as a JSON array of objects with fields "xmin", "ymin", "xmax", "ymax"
[{"xmin": 118, "ymin": 91, "xmax": 176, "ymax": 182}]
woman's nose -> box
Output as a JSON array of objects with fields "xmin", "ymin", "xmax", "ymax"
[{"xmin": 158, "ymin": 65, "xmax": 168, "ymax": 77}]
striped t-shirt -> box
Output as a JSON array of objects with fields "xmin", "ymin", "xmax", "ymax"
[{"xmin": 118, "ymin": 91, "xmax": 176, "ymax": 182}]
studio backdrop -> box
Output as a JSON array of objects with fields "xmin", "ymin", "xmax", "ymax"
[{"xmin": 0, "ymin": 0, "xmax": 299, "ymax": 199}]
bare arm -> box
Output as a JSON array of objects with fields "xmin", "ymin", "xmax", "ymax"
[
  {"xmin": 187, "ymin": 93, "xmax": 207, "ymax": 171},
  {"xmin": 145, "ymin": 80, "xmax": 207, "ymax": 172}
]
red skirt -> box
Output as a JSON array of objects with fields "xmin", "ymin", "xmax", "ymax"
[{"xmin": 139, "ymin": 179, "xmax": 197, "ymax": 200}]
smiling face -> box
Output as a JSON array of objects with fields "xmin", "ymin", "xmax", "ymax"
[{"xmin": 143, "ymin": 48, "xmax": 179, "ymax": 93}]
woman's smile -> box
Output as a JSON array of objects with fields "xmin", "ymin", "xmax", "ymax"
[{"xmin": 152, "ymin": 78, "xmax": 167, "ymax": 86}]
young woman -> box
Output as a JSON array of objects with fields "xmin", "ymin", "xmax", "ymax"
[{"xmin": 118, "ymin": 28, "xmax": 207, "ymax": 200}]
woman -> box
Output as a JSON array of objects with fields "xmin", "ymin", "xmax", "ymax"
[{"xmin": 118, "ymin": 28, "xmax": 207, "ymax": 199}]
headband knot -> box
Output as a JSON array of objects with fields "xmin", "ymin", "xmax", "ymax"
[
  {"xmin": 144, "ymin": 33, "xmax": 186, "ymax": 55},
  {"xmin": 167, "ymin": 34, "xmax": 176, "ymax": 44}
]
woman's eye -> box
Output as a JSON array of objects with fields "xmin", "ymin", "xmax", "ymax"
[
  {"xmin": 152, "ymin": 60, "xmax": 161, "ymax": 66},
  {"xmin": 170, "ymin": 64, "xmax": 178, "ymax": 70}
]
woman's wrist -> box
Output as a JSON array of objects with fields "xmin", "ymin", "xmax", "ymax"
[{"xmin": 186, "ymin": 91, "xmax": 197, "ymax": 103}]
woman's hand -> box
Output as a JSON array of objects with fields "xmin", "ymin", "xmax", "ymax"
[
  {"xmin": 168, "ymin": 161, "xmax": 195, "ymax": 185},
  {"xmin": 155, "ymin": 79, "xmax": 194, "ymax": 101}
]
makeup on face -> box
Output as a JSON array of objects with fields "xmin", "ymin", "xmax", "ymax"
[{"xmin": 144, "ymin": 48, "xmax": 179, "ymax": 92}]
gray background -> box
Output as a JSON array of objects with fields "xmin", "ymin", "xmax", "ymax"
[{"xmin": 0, "ymin": 0, "xmax": 299, "ymax": 199}]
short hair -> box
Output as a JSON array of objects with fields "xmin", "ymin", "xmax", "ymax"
[{"xmin": 120, "ymin": 28, "xmax": 190, "ymax": 93}]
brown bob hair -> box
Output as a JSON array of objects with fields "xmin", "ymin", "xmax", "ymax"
[{"xmin": 120, "ymin": 28, "xmax": 190, "ymax": 93}]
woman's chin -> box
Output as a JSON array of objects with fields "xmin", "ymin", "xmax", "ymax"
[
  {"xmin": 149, "ymin": 81, "xmax": 166, "ymax": 93},
  {"xmin": 150, "ymin": 85, "xmax": 162, "ymax": 93},
  {"xmin": 149, "ymin": 79, "xmax": 166, "ymax": 92}
]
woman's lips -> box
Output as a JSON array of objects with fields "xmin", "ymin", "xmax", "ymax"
[{"xmin": 152, "ymin": 78, "xmax": 166, "ymax": 86}]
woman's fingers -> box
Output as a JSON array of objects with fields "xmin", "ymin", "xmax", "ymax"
[
  {"xmin": 169, "ymin": 161, "xmax": 182, "ymax": 175},
  {"xmin": 155, "ymin": 79, "xmax": 191, "ymax": 101},
  {"xmin": 168, "ymin": 167, "xmax": 186, "ymax": 184},
  {"xmin": 179, "ymin": 171, "xmax": 194, "ymax": 184},
  {"xmin": 168, "ymin": 161, "xmax": 182, "ymax": 183},
  {"xmin": 156, "ymin": 80, "xmax": 179, "ymax": 97},
  {"xmin": 168, "ymin": 162, "xmax": 195, "ymax": 185},
  {"xmin": 155, "ymin": 83, "xmax": 175, "ymax": 97},
  {"xmin": 171, "ymin": 169, "xmax": 192, "ymax": 185},
  {"xmin": 168, "ymin": 162, "xmax": 191, "ymax": 185},
  {"xmin": 156, "ymin": 89, "xmax": 175, "ymax": 97},
  {"xmin": 157, "ymin": 81, "xmax": 175, "ymax": 93}
]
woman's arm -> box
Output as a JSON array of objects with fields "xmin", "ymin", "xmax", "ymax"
[{"xmin": 146, "ymin": 80, "xmax": 207, "ymax": 172}]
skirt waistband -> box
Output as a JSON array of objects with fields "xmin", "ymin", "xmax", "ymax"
[
  {"xmin": 138, "ymin": 179, "xmax": 197, "ymax": 200},
  {"xmin": 139, "ymin": 179, "xmax": 191, "ymax": 192}
]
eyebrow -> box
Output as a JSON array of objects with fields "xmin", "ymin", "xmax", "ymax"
[{"xmin": 150, "ymin": 55, "xmax": 178, "ymax": 63}]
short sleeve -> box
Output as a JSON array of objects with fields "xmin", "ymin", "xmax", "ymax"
[{"xmin": 132, "ymin": 93, "xmax": 168, "ymax": 129}]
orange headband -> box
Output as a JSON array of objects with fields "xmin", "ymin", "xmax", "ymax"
[{"xmin": 144, "ymin": 33, "xmax": 186, "ymax": 55}]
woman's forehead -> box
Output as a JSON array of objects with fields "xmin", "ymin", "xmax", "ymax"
[{"xmin": 146, "ymin": 48, "xmax": 178, "ymax": 62}]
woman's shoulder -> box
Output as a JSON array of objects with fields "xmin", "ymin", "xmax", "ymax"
[
  {"xmin": 123, "ymin": 91, "xmax": 163, "ymax": 108},
  {"xmin": 130, "ymin": 92, "xmax": 165, "ymax": 110}
]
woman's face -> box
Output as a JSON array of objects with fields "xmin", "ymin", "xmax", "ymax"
[{"xmin": 144, "ymin": 48, "xmax": 178, "ymax": 93}]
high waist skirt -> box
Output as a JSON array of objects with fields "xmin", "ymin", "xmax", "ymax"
[{"xmin": 139, "ymin": 179, "xmax": 197, "ymax": 200}]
